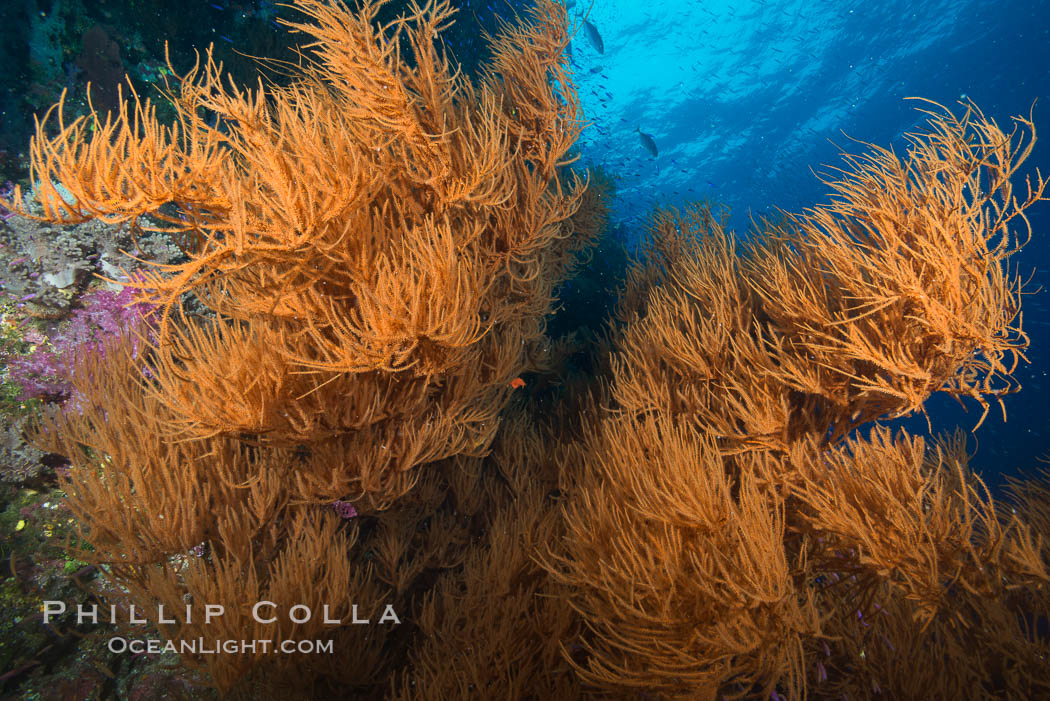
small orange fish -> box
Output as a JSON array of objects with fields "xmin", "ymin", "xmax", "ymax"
[{"xmin": 509, "ymin": 377, "xmax": 526, "ymax": 389}]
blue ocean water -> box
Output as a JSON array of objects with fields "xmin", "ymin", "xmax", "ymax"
[
  {"xmin": 0, "ymin": 2, "xmax": 1045, "ymax": 696},
  {"xmin": 568, "ymin": 0, "xmax": 1050, "ymax": 491}
]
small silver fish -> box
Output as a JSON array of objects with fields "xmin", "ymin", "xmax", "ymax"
[
  {"xmin": 583, "ymin": 20, "xmax": 604, "ymax": 54},
  {"xmin": 637, "ymin": 128, "xmax": 658, "ymax": 158}
]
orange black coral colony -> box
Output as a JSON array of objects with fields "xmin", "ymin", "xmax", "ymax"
[{"xmin": 7, "ymin": 0, "xmax": 1050, "ymax": 698}]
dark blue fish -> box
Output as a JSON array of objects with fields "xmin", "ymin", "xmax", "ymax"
[
  {"xmin": 636, "ymin": 128, "xmax": 658, "ymax": 158},
  {"xmin": 583, "ymin": 20, "xmax": 604, "ymax": 54}
]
